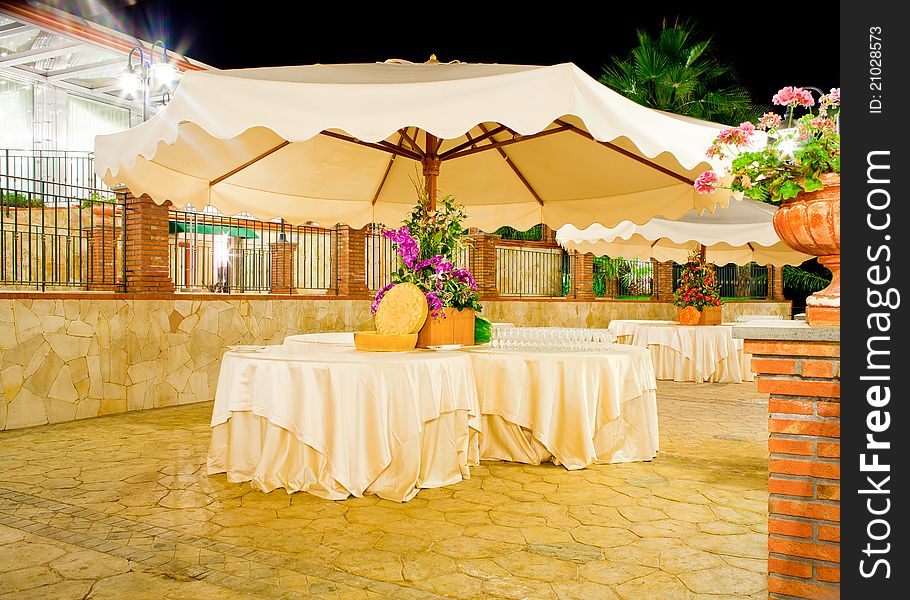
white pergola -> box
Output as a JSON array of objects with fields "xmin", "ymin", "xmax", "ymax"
[{"xmin": 0, "ymin": 1, "xmax": 211, "ymax": 113}]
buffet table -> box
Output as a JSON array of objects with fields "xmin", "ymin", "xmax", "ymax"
[
  {"xmin": 207, "ymin": 345, "xmax": 480, "ymax": 501},
  {"xmin": 466, "ymin": 344, "xmax": 659, "ymax": 468},
  {"xmin": 608, "ymin": 319, "xmax": 753, "ymax": 383}
]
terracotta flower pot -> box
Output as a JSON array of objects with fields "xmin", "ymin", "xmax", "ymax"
[
  {"xmin": 771, "ymin": 173, "xmax": 840, "ymax": 325},
  {"xmin": 677, "ymin": 305, "xmax": 722, "ymax": 326}
]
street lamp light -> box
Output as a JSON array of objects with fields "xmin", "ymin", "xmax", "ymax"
[{"xmin": 120, "ymin": 40, "xmax": 179, "ymax": 122}]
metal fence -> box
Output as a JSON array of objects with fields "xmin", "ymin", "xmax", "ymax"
[
  {"xmin": 365, "ymin": 225, "xmax": 471, "ymax": 291},
  {"xmin": 593, "ymin": 257, "xmax": 654, "ymax": 298},
  {"xmin": 496, "ymin": 244, "xmax": 568, "ymax": 297},
  {"xmin": 1, "ymin": 150, "xmax": 108, "ymax": 197},
  {"xmin": 1, "ymin": 175, "xmax": 125, "ymax": 291},
  {"xmin": 168, "ymin": 210, "xmax": 337, "ymax": 294},
  {"xmin": 673, "ymin": 262, "xmax": 768, "ymax": 299}
]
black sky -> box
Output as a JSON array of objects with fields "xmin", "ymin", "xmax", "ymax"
[{"xmin": 65, "ymin": 0, "xmax": 840, "ymax": 104}]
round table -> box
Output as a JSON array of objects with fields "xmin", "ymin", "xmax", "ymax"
[
  {"xmin": 207, "ymin": 345, "xmax": 479, "ymax": 501},
  {"xmin": 465, "ymin": 344, "xmax": 659, "ymax": 468},
  {"xmin": 608, "ymin": 319, "xmax": 753, "ymax": 383}
]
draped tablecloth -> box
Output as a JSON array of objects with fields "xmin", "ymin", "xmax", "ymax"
[
  {"xmin": 608, "ymin": 320, "xmax": 753, "ymax": 383},
  {"xmin": 207, "ymin": 345, "xmax": 480, "ymax": 501},
  {"xmin": 465, "ymin": 345, "xmax": 659, "ymax": 469}
]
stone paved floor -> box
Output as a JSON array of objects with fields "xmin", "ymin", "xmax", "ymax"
[{"xmin": 0, "ymin": 381, "xmax": 769, "ymax": 599}]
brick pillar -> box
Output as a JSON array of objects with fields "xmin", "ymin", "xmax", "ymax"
[
  {"xmin": 655, "ymin": 260, "xmax": 675, "ymax": 301},
  {"xmin": 123, "ymin": 192, "xmax": 174, "ymax": 293},
  {"xmin": 539, "ymin": 224, "xmax": 557, "ymax": 243},
  {"xmin": 87, "ymin": 222, "xmax": 120, "ymax": 291},
  {"xmin": 332, "ymin": 225, "xmax": 368, "ymax": 297},
  {"xmin": 467, "ymin": 234, "xmax": 499, "ymax": 300},
  {"xmin": 269, "ymin": 241, "xmax": 296, "ymax": 294},
  {"xmin": 569, "ymin": 251, "xmax": 595, "ymax": 300},
  {"xmin": 735, "ymin": 325, "xmax": 840, "ymax": 600},
  {"xmin": 768, "ymin": 265, "xmax": 785, "ymax": 300}
]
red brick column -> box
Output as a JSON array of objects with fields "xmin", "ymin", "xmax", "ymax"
[
  {"xmin": 332, "ymin": 225, "xmax": 368, "ymax": 297},
  {"xmin": 123, "ymin": 192, "xmax": 174, "ymax": 293},
  {"xmin": 655, "ymin": 260, "xmax": 675, "ymax": 301},
  {"xmin": 87, "ymin": 224, "xmax": 120, "ymax": 291},
  {"xmin": 768, "ymin": 265, "xmax": 786, "ymax": 300},
  {"xmin": 569, "ymin": 251, "xmax": 595, "ymax": 300},
  {"xmin": 539, "ymin": 224, "xmax": 557, "ymax": 243},
  {"xmin": 737, "ymin": 326, "xmax": 840, "ymax": 600},
  {"xmin": 467, "ymin": 234, "xmax": 499, "ymax": 300},
  {"xmin": 269, "ymin": 241, "xmax": 296, "ymax": 294}
]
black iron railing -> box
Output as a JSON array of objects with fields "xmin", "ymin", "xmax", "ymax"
[
  {"xmin": 1, "ymin": 149, "xmax": 109, "ymax": 196},
  {"xmin": 672, "ymin": 261, "xmax": 769, "ymax": 299},
  {"xmin": 0, "ymin": 175, "xmax": 125, "ymax": 291},
  {"xmin": 495, "ymin": 243, "xmax": 567, "ymax": 297},
  {"xmin": 593, "ymin": 257, "xmax": 654, "ymax": 298},
  {"xmin": 168, "ymin": 211, "xmax": 337, "ymax": 294}
]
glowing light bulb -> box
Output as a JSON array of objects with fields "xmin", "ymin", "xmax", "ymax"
[
  {"xmin": 118, "ymin": 70, "xmax": 141, "ymax": 96},
  {"xmin": 151, "ymin": 62, "xmax": 178, "ymax": 87}
]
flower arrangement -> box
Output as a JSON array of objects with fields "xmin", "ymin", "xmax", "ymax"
[
  {"xmin": 673, "ymin": 251, "xmax": 721, "ymax": 309},
  {"xmin": 694, "ymin": 86, "xmax": 840, "ymax": 204},
  {"xmin": 371, "ymin": 195, "xmax": 482, "ymax": 319}
]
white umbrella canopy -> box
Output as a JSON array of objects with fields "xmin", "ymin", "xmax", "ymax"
[
  {"xmin": 94, "ymin": 59, "xmax": 734, "ymax": 231},
  {"xmin": 556, "ymin": 198, "xmax": 812, "ymax": 266}
]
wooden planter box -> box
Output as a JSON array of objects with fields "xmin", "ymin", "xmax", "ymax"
[
  {"xmin": 678, "ymin": 305, "xmax": 722, "ymax": 326},
  {"xmin": 416, "ymin": 308, "xmax": 475, "ymax": 348}
]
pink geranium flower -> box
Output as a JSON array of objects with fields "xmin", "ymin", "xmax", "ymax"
[
  {"xmin": 694, "ymin": 171, "xmax": 719, "ymax": 194},
  {"xmin": 757, "ymin": 112, "xmax": 783, "ymax": 130},
  {"xmin": 772, "ymin": 86, "xmax": 815, "ymax": 108}
]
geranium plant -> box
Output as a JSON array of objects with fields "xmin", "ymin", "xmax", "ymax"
[
  {"xmin": 694, "ymin": 86, "xmax": 840, "ymax": 204},
  {"xmin": 371, "ymin": 195, "xmax": 482, "ymax": 319},
  {"xmin": 673, "ymin": 251, "xmax": 722, "ymax": 309}
]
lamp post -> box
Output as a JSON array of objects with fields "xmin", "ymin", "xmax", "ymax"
[{"xmin": 118, "ymin": 40, "xmax": 179, "ymax": 122}]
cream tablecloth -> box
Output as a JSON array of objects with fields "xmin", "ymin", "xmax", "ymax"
[
  {"xmin": 284, "ymin": 332, "xmax": 355, "ymax": 347},
  {"xmin": 608, "ymin": 320, "xmax": 752, "ymax": 383},
  {"xmin": 465, "ymin": 345, "xmax": 659, "ymax": 468},
  {"xmin": 207, "ymin": 345, "xmax": 480, "ymax": 501}
]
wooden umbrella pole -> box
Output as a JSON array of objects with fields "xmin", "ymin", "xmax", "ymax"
[
  {"xmin": 699, "ymin": 244, "xmax": 707, "ymax": 262},
  {"xmin": 423, "ymin": 132, "xmax": 441, "ymax": 210}
]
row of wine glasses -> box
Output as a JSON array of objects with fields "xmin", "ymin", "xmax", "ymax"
[{"xmin": 488, "ymin": 326, "xmax": 616, "ymax": 352}]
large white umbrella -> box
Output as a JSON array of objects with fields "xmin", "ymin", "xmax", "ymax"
[
  {"xmin": 556, "ymin": 197, "xmax": 811, "ymax": 266},
  {"xmin": 94, "ymin": 59, "xmax": 734, "ymax": 231}
]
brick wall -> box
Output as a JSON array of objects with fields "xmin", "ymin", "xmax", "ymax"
[
  {"xmin": 769, "ymin": 265, "xmax": 786, "ymax": 301},
  {"xmin": 655, "ymin": 260, "xmax": 675, "ymax": 301},
  {"xmin": 739, "ymin": 329, "xmax": 841, "ymax": 600},
  {"xmin": 332, "ymin": 225, "xmax": 368, "ymax": 297},
  {"xmin": 88, "ymin": 225, "xmax": 121, "ymax": 291},
  {"xmin": 123, "ymin": 192, "xmax": 174, "ymax": 293},
  {"xmin": 269, "ymin": 241, "xmax": 296, "ymax": 294},
  {"xmin": 569, "ymin": 251, "xmax": 595, "ymax": 300},
  {"xmin": 469, "ymin": 234, "xmax": 499, "ymax": 299}
]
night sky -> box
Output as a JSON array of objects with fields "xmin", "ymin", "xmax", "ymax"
[{"xmin": 62, "ymin": 0, "xmax": 840, "ymax": 104}]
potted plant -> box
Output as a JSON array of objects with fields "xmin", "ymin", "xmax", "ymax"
[
  {"xmin": 693, "ymin": 86, "xmax": 840, "ymax": 325},
  {"xmin": 673, "ymin": 250, "xmax": 722, "ymax": 325},
  {"xmin": 371, "ymin": 195, "xmax": 482, "ymax": 347}
]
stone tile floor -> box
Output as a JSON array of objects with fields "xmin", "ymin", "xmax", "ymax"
[{"xmin": 0, "ymin": 381, "xmax": 769, "ymax": 599}]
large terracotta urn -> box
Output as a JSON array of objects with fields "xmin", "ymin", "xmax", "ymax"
[{"xmin": 772, "ymin": 173, "xmax": 840, "ymax": 325}]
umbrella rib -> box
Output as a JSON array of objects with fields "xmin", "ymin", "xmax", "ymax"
[
  {"xmin": 554, "ymin": 119, "xmax": 695, "ymax": 185},
  {"xmin": 439, "ymin": 125, "xmax": 508, "ymax": 159},
  {"xmin": 372, "ymin": 134, "xmax": 405, "ymax": 206},
  {"xmin": 397, "ymin": 127, "xmax": 425, "ymax": 157},
  {"xmin": 210, "ymin": 140, "xmax": 290, "ymax": 186},
  {"xmin": 477, "ymin": 123, "xmax": 544, "ymax": 207},
  {"xmin": 319, "ymin": 130, "xmax": 423, "ymax": 161},
  {"xmin": 441, "ymin": 125, "xmax": 570, "ymax": 161}
]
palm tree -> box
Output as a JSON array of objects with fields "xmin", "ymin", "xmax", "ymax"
[{"xmin": 600, "ymin": 18, "xmax": 763, "ymax": 125}]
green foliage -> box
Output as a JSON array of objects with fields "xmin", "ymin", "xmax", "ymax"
[
  {"xmin": 783, "ymin": 265, "xmax": 832, "ymax": 293},
  {"xmin": 1, "ymin": 192, "xmax": 43, "ymax": 208},
  {"xmin": 593, "ymin": 257, "xmax": 653, "ymax": 297},
  {"xmin": 494, "ymin": 224, "xmax": 543, "ymax": 241},
  {"xmin": 600, "ymin": 18, "xmax": 763, "ymax": 124},
  {"xmin": 80, "ymin": 192, "xmax": 118, "ymax": 208},
  {"xmin": 474, "ymin": 314, "xmax": 492, "ymax": 344}
]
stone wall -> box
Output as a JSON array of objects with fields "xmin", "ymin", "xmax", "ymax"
[
  {"xmin": 1, "ymin": 296, "xmax": 790, "ymax": 431},
  {"xmin": 0, "ymin": 297, "xmax": 374, "ymax": 431}
]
